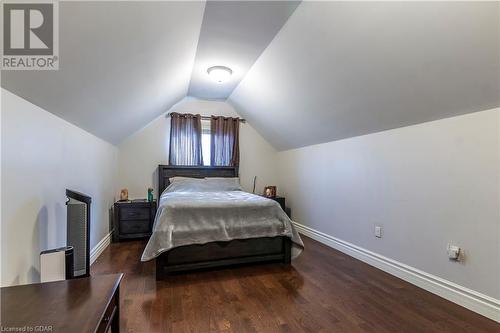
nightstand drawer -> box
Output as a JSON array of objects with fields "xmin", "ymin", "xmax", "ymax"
[
  {"xmin": 113, "ymin": 200, "xmax": 156, "ymax": 242},
  {"xmin": 120, "ymin": 207, "xmax": 150, "ymax": 220},
  {"xmin": 120, "ymin": 219, "xmax": 150, "ymax": 234}
]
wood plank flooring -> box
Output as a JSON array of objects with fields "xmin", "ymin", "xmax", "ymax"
[{"xmin": 91, "ymin": 236, "xmax": 500, "ymax": 333}]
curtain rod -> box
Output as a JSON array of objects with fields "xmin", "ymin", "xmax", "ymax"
[{"xmin": 165, "ymin": 112, "xmax": 246, "ymax": 123}]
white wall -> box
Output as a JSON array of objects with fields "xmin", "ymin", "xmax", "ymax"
[
  {"xmin": 1, "ymin": 89, "xmax": 118, "ymax": 286},
  {"xmin": 277, "ymin": 108, "xmax": 500, "ymax": 300},
  {"xmin": 117, "ymin": 97, "xmax": 278, "ymax": 198}
]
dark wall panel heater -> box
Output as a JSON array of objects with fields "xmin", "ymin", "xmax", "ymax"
[{"xmin": 66, "ymin": 189, "xmax": 91, "ymax": 278}]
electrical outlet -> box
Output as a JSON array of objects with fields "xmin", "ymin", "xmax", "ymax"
[
  {"xmin": 447, "ymin": 243, "xmax": 461, "ymax": 261},
  {"xmin": 375, "ymin": 226, "xmax": 382, "ymax": 238}
]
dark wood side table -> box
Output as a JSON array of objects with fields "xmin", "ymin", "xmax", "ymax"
[
  {"xmin": 113, "ymin": 199, "xmax": 156, "ymax": 242},
  {"xmin": 265, "ymin": 196, "xmax": 291, "ymax": 218},
  {"xmin": 1, "ymin": 273, "xmax": 123, "ymax": 333},
  {"xmin": 269, "ymin": 196, "xmax": 286, "ymax": 211}
]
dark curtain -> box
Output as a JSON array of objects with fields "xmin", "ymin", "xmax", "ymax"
[
  {"xmin": 169, "ymin": 112, "xmax": 203, "ymax": 166},
  {"xmin": 210, "ymin": 116, "xmax": 240, "ymax": 166}
]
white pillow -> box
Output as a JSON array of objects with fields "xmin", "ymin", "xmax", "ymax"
[
  {"xmin": 164, "ymin": 180, "xmax": 207, "ymax": 193},
  {"xmin": 169, "ymin": 176, "xmax": 202, "ymax": 183},
  {"xmin": 204, "ymin": 177, "xmax": 242, "ymax": 191},
  {"xmin": 165, "ymin": 177, "xmax": 242, "ymax": 193}
]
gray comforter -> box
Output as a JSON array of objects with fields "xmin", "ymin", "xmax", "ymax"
[{"xmin": 141, "ymin": 188, "xmax": 304, "ymax": 261}]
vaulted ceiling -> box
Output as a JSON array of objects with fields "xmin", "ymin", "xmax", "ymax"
[
  {"xmin": 188, "ymin": 1, "xmax": 299, "ymax": 99},
  {"xmin": 229, "ymin": 1, "xmax": 500, "ymax": 150},
  {"xmin": 2, "ymin": 1, "xmax": 205, "ymax": 144},
  {"xmin": 2, "ymin": 1, "xmax": 499, "ymax": 149}
]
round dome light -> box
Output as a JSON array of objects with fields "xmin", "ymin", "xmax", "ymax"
[{"xmin": 207, "ymin": 66, "xmax": 232, "ymax": 83}]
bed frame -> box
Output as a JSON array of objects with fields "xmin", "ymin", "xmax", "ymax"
[{"xmin": 155, "ymin": 165, "xmax": 291, "ymax": 280}]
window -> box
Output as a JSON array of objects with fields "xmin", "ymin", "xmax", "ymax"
[
  {"xmin": 168, "ymin": 112, "xmax": 203, "ymax": 166},
  {"xmin": 169, "ymin": 115, "xmax": 238, "ymax": 166},
  {"xmin": 201, "ymin": 119, "xmax": 211, "ymax": 166}
]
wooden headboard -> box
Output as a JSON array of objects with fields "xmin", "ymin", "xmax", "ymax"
[{"xmin": 158, "ymin": 165, "xmax": 239, "ymax": 195}]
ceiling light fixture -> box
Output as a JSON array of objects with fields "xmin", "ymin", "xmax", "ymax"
[{"xmin": 207, "ymin": 66, "xmax": 232, "ymax": 83}]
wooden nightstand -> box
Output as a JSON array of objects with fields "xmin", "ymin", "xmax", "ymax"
[
  {"xmin": 266, "ymin": 196, "xmax": 291, "ymax": 218},
  {"xmin": 269, "ymin": 196, "xmax": 286, "ymax": 211},
  {"xmin": 113, "ymin": 200, "xmax": 156, "ymax": 242}
]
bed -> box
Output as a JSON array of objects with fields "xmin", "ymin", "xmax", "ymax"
[{"xmin": 142, "ymin": 165, "xmax": 303, "ymax": 280}]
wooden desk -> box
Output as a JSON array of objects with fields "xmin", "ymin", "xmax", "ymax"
[{"xmin": 1, "ymin": 274, "xmax": 123, "ymax": 333}]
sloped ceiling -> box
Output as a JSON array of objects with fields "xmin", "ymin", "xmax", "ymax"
[
  {"xmin": 2, "ymin": 1, "xmax": 499, "ymax": 149},
  {"xmin": 187, "ymin": 0, "xmax": 299, "ymax": 99},
  {"xmin": 1, "ymin": 1, "xmax": 206, "ymax": 144},
  {"xmin": 1, "ymin": 0, "xmax": 298, "ymax": 144},
  {"xmin": 229, "ymin": 1, "xmax": 500, "ymax": 150}
]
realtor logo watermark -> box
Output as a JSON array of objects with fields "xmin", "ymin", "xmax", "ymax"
[{"xmin": 1, "ymin": 1, "xmax": 59, "ymax": 70}]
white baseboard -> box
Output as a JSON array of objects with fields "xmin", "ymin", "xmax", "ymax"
[
  {"xmin": 90, "ymin": 231, "xmax": 112, "ymax": 265},
  {"xmin": 292, "ymin": 222, "xmax": 500, "ymax": 323}
]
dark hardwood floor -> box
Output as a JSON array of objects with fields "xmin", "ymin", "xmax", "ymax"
[{"xmin": 92, "ymin": 236, "xmax": 500, "ymax": 333}]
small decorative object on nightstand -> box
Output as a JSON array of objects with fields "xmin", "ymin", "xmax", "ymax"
[
  {"xmin": 119, "ymin": 188, "xmax": 129, "ymax": 201},
  {"xmin": 113, "ymin": 199, "xmax": 156, "ymax": 242},
  {"xmin": 263, "ymin": 185, "xmax": 277, "ymax": 198}
]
